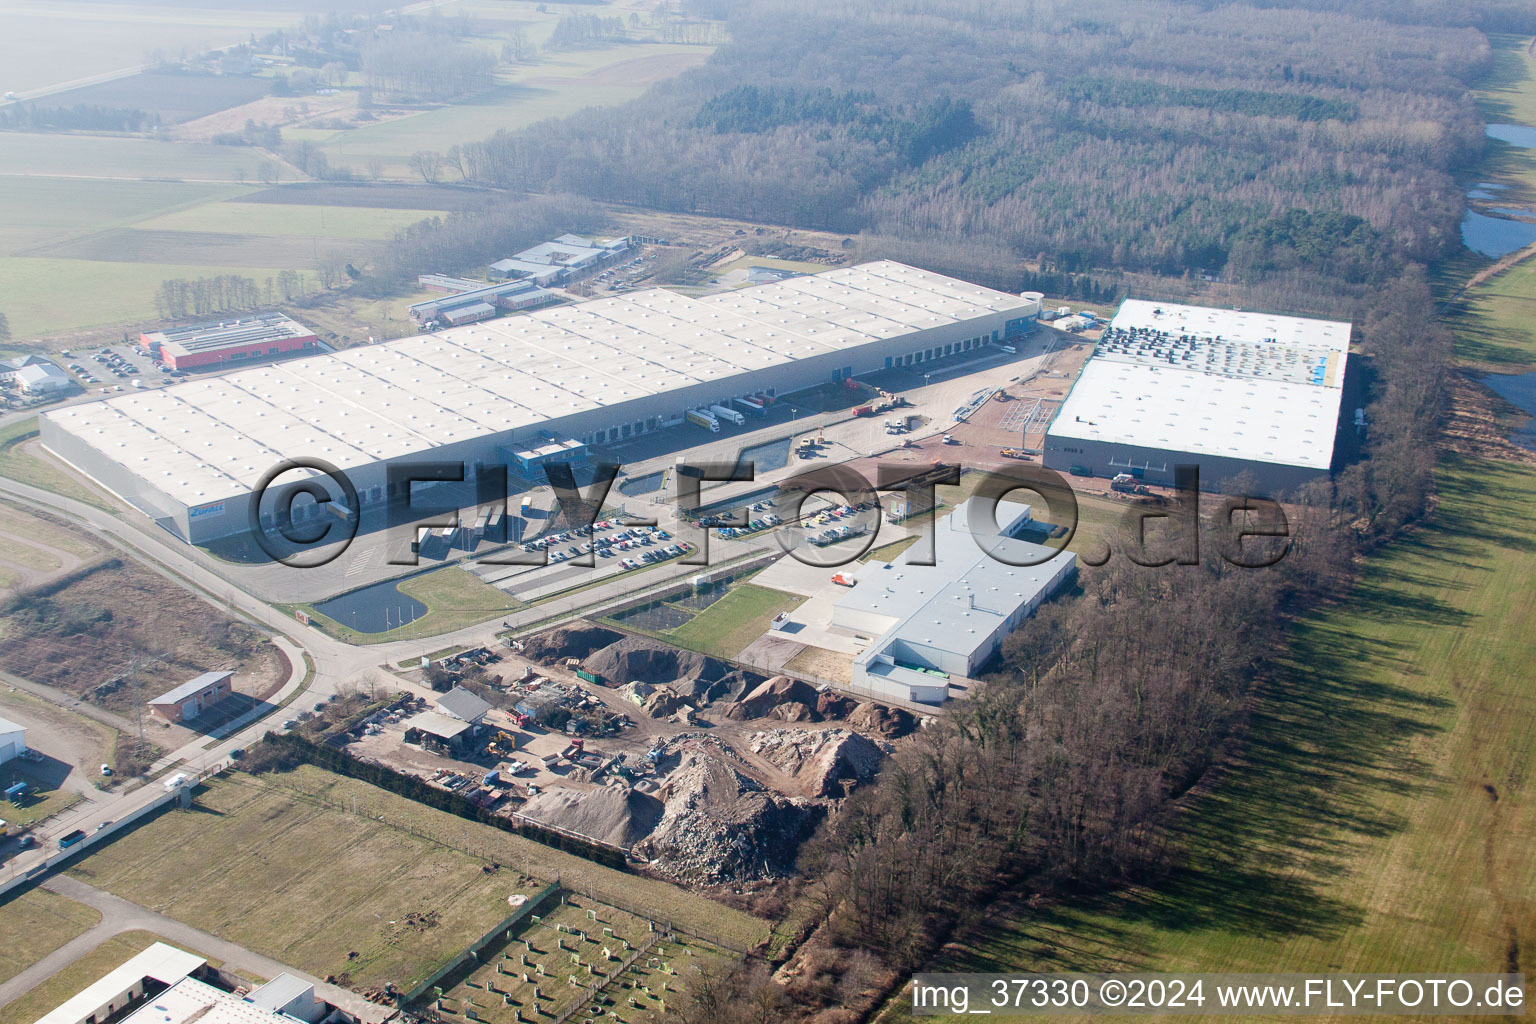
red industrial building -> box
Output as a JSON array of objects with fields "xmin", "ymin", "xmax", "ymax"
[{"xmin": 140, "ymin": 313, "xmax": 319, "ymax": 371}]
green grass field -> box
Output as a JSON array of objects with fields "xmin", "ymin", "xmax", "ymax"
[
  {"xmin": 0, "ymin": 887, "xmax": 100, "ymax": 987},
  {"xmin": 300, "ymin": 40, "xmax": 712, "ymax": 178},
  {"xmin": 0, "ymin": 256, "xmax": 290, "ymax": 339},
  {"xmin": 1478, "ymin": 34, "xmax": 1536, "ymax": 130},
  {"xmin": 298, "ymin": 566, "xmax": 525, "ymax": 645},
  {"xmin": 1456, "ymin": 257, "xmax": 1536, "ymax": 373},
  {"xmin": 666, "ymin": 583, "xmax": 805, "ymax": 660},
  {"xmin": 0, "ymin": 760, "xmax": 80, "ymax": 827}
]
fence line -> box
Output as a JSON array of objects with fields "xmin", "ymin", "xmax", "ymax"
[{"xmin": 403, "ymin": 881, "xmax": 562, "ymax": 1006}]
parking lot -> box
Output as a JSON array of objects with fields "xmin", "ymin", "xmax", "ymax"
[
  {"xmin": 469, "ymin": 518, "xmax": 700, "ymax": 602},
  {"xmin": 66, "ymin": 341, "xmax": 187, "ymax": 393}
]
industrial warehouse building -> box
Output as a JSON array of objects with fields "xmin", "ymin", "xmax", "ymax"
[
  {"xmin": 0, "ymin": 715, "xmax": 26, "ymax": 764},
  {"xmin": 42, "ymin": 261, "xmax": 1040, "ymax": 545},
  {"xmin": 140, "ymin": 313, "xmax": 319, "ymax": 371},
  {"xmin": 1043, "ymin": 299, "xmax": 1352, "ymax": 494},
  {"xmin": 408, "ymin": 277, "xmax": 559, "ymax": 326},
  {"xmin": 838, "ymin": 498, "xmax": 1077, "ymax": 704},
  {"xmin": 36, "ymin": 941, "xmax": 339, "ymax": 1024}
]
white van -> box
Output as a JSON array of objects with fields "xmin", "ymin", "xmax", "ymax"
[{"xmin": 163, "ymin": 773, "xmax": 189, "ymax": 792}]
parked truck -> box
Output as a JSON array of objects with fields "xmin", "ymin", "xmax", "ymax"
[
  {"xmin": 710, "ymin": 404, "xmax": 746, "ymax": 426},
  {"xmin": 686, "ymin": 408, "xmax": 720, "ymax": 432},
  {"xmin": 734, "ymin": 396, "xmax": 765, "ymax": 416}
]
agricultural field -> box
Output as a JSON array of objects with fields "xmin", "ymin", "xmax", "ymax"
[
  {"xmin": 0, "ymin": 178, "xmax": 245, "ymax": 256},
  {"xmin": 26, "ymin": 72, "xmax": 270, "ymax": 124},
  {"xmin": 0, "ymin": 133, "xmax": 289, "ymax": 182},
  {"xmin": 0, "ymin": 1, "xmax": 303, "ymax": 97},
  {"xmin": 0, "ymin": 255, "xmax": 291, "ymax": 340},
  {"xmin": 0, "ymin": 888, "xmax": 100, "ymax": 988},
  {"xmin": 137, "ymin": 201, "xmax": 433, "ymax": 240}
]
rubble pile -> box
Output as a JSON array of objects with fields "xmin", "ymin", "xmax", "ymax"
[
  {"xmin": 642, "ymin": 689, "xmax": 693, "ymax": 718},
  {"xmin": 634, "ymin": 738, "xmax": 823, "ymax": 884},
  {"xmin": 848, "ymin": 701, "xmax": 918, "ymax": 738},
  {"xmin": 726, "ymin": 676, "xmax": 823, "ymax": 720},
  {"xmin": 749, "ymin": 728, "xmax": 889, "ymax": 797}
]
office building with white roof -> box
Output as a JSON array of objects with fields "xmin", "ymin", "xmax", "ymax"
[
  {"xmin": 41, "ymin": 262, "xmax": 1039, "ymax": 544},
  {"xmin": 1043, "ymin": 299, "xmax": 1352, "ymax": 493}
]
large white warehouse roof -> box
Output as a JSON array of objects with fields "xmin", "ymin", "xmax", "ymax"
[
  {"xmin": 44, "ymin": 262, "xmax": 1029, "ymax": 507},
  {"xmin": 1048, "ymin": 299, "xmax": 1351, "ymax": 471}
]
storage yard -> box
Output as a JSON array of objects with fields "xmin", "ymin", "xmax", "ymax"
[{"xmin": 332, "ymin": 627, "xmax": 912, "ymax": 888}]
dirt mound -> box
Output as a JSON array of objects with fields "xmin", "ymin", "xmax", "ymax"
[
  {"xmin": 816, "ymin": 692, "xmax": 858, "ymax": 718},
  {"xmin": 636, "ymin": 738, "xmax": 822, "ymax": 883},
  {"xmin": 727, "ymin": 676, "xmax": 823, "ymax": 719},
  {"xmin": 582, "ymin": 635, "xmax": 761, "ymax": 702},
  {"xmin": 519, "ymin": 784, "xmax": 663, "ymax": 848},
  {"xmin": 750, "ymin": 729, "xmax": 889, "ymax": 797},
  {"xmin": 521, "ymin": 623, "xmax": 623, "ymax": 664},
  {"xmin": 848, "ymin": 701, "xmax": 917, "ymax": 739}
]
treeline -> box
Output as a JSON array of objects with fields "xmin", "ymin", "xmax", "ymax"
[
  {"xmin": 360, "ymin": 32, "xmax": 495, "ymax": 102},
  {"xmin": 0, "ymin": 103, "xmax": 160, "ymax": 133},
  {"xmin": 695, "ymin": 87, "xmax": 979, "ymax": 166},
  {"xmin": 444, "ymin": 0, "xmax": 1492, "ymax": 287},
  {"xmin": 153, "ymin": 271, "xmax": 315, "ymax": 318},
  {"xmin": 1059, "ymin": 77, "xmax": 1358, "ymax": 123},
  {"xmin": 546, "ymin": 14, "xmax": 629, "ymax": 49},
  {"xmin": 211, "ymin": 119, "xmax": 281, "ymax": 148}
]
